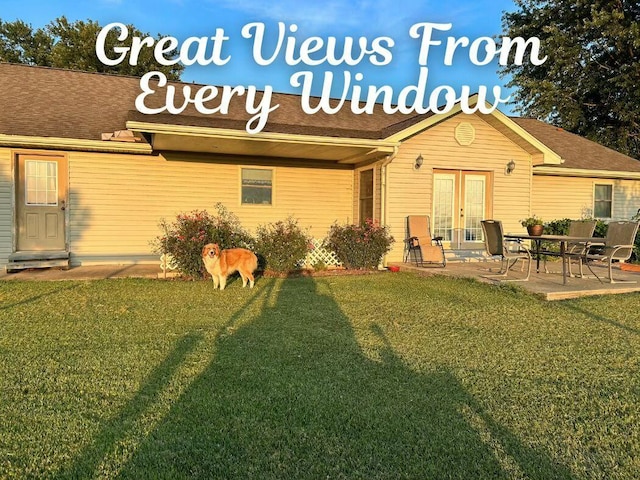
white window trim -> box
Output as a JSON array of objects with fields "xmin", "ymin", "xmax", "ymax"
[{"xmin": 593, "ymin": 181, "xmax": 614, "ymax": 220}]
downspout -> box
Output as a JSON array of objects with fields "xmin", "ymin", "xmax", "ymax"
[{"xmin": 379, "ymin": 146, "xmax": 399, "ymax": 267}]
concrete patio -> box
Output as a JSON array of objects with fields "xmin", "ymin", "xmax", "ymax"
[{"xmin": 393, "ymin": 259, "xmax": 640, "ymax": 300}]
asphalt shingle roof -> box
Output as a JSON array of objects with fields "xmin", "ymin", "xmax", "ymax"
[
  {"xmin": 0, "ymin": 62, "xmax": 419, "ymax": 140},
  {"xmin": 2, "ymin": 62, "xmax": 639, "ymax": 173},
  {"xmin": 511, "ymin": 118, "xmax": 640, "ymax": 173}
]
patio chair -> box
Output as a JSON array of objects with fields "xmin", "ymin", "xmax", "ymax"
[
  {"xmin": 481, "ymin": 219, "xmax": 532, "ymax": 281},
  {"xmin": 581, "ymin": 220, "xmax": 640, "ymax": 283},
  {"xmin": 544, "ymin": 219, "xmax": 597, "ymax": 276},
  {"xmin": 405, "ymin": 215, "xmax": 446, "ymax": 267}
]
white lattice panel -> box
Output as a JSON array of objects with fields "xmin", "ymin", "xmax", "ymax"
[
  {"xmin": 159, "ymin": 253, "xmax": 179, "ymax": 272},
  {"xmin": 305, "ymin": 239, "xmax": 342, "ymax": 268}
]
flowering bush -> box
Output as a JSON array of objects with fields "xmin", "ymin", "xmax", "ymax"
[
  {"xmin": 325, "ymin": 219, "xmax": 394, "ymax": 269},
  {"xmin": 152, "ymin": 203, "xmax": 253, "ymax": 279},
  {"xmin": 254, "ymin": 217, "xmax": 312, "ymax": 273}
]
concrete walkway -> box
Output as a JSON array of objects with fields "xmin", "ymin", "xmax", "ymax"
[{"xmin": 0, "ymin": 264, "xmax": 163, "ymax": 281}]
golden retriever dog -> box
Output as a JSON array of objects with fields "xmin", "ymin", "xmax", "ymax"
[{"xmin": 202, "ymin": 243, "xmax": 258, "ymax": 290}]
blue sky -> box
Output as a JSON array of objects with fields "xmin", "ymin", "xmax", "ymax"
[{"xmin": 2, "ymin": 0, "xmax": 520, "ymax": 114}]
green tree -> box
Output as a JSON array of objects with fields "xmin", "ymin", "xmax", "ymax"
[
  {"xmin": 0, "ymin": 16, "xmax": 184, "ymax": 80},
  {"xmin": 501, "ymin": 1, "xmax": 640, "ymax": 159}
]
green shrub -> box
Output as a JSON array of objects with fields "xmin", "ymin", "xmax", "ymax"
[
  {"xmin": 593, "ymin": 219, "xmax": 608, "ymax": 238},
  {"xmin": 153, "ymin": 203, "xmax": 253, "ymax": 279},
  {"xmin": 254, "ymin": 217, "xmax": 312, "ymax": 273},
  {"xmin": 325, "ymin": 219, "xmax": 394, "ymax": 269},
  {"xmin": 542, "ymin": 217, "xmax": 607, "ymax": 254},
  {"xmin": 543, "ymin": 218, "xmax": 571, "ymax": 235}
]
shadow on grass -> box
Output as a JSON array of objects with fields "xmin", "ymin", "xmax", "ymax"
[
  {"xmin": 54, "ymin": 331, "xmax": 204, "ymax": 479},
  {"xmin": 66, "ymin": 277, "xmax": 573, "ymax": 479},
  {"xmin": 562, "ymin": 302, "xmax": 640, "ymax": 335},
  {"xmin": 0, "ymin": 283, "xmax": 80, "ymax": 311},
  {"xmin": 56, "ymin": 281, "xmax": 277, "ymax": 479}
]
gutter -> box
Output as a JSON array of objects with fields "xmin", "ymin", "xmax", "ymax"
[
  {"xmin": 379, "ymin": 146, "xmax": 399, "ymax": 267},
  {"xmin": 0, "ymin": 134, "xmax": 153, "ymax": 155},
  {"xmin": 533, "ymin": 166, "xmax": 640, "ymax": 180},
  {"xmin": 126, "ymin": 121, "xmax": 399, "ymax": 151}
]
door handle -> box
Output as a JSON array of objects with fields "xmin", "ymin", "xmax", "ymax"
[{"xmin": 60, "ymin": 200, "xmax": 66, "ymax": 211}]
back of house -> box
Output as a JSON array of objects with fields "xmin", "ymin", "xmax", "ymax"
[{"xmin": 1, "ymin": 62, "xmax": 639, "ymax": 271}]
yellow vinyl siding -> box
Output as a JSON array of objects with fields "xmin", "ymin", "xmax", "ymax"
[
  {"xmin": 533, "ymin": 175, "xmax": 640, "ymax": 221},
  {"xmin": 68, "ymin": 152, "xmax": 353, "ymax": 264},
  {"xmin": 0, "ymin": 148, "xmax": 13, "ymax": 264},
  {"xmin": 613, "ymin": 180, "xmax": 640, "ymax": 219},
  {"xmin": 385, "ymin": 113, "xmax": 532, "ymax": 262},
  {"xmin": 532, "ymin": 176, "xmax": 594, "ymax": 220}
]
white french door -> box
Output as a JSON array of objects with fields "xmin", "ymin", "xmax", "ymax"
[{"xmin": 433, "ymin": 170, "xmax": 492, "ymax": 249}]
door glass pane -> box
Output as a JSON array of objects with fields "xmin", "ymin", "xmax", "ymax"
[
  {"xmin": 359, "ymin": 169, "xmax": 374, "ymax": 222},
  {"xmin": 433, "ymin": 175, "xmax": 455, "ymax": 241},
  {"xmin": 464, "ymin": 175, "xmax": 486, "ymax": 241},
  {"xmin": 25, "ymin": 160, "xmax": 58, "ymax": 206}
]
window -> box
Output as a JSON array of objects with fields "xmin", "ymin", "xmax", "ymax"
[
  {"xmin": 25, "ymin": 160, "xmax": 58, "ymax": 206},
  {"xmin": 359, "ymin": 169, "xmax": 374, "ymax": 222},
  {"xmin": 242, "ymin": 168, "xmax": 272, "ymax": 205},
  {"xmin": 594, "ymin": 184, "xmax": 613, "ymax": 218}
]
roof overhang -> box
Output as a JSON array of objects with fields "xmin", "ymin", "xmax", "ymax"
[
  {"xmin": 533, "ymin": 166, "xmax": 640, "ymax": 180},
  {"xmin": 0, "ymin": 134, "xmax": 153, "ymax": 154},
  {"xmin": 127, "ymin": 121, "xmax": 400, "ymax": 165},
  {"xmin": 481, "ymin": 110, "xmax": 563, "ymax": 166}
]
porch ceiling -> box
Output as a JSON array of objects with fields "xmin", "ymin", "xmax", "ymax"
[{"xmin": 127, "ymin": 121, "xmax": 399, "ymax": 165}]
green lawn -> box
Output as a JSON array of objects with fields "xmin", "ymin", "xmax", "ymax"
[{"xmin": 0, "ymin": 273, "xmax": 638, "ymax": 479}]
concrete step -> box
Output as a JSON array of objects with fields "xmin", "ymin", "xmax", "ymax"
[{"xmin": 6, "ymin": 251, "xmax": 71, "ymax": 272}]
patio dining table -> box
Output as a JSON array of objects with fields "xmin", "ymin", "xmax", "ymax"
[{"xmin": 504, "ymin": 234, "xmax": 604, "ymax": 285}]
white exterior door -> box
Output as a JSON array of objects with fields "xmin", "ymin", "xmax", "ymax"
[{"xmin": 433, "ymin": 170, "xmax": 491, "ymax": 249}]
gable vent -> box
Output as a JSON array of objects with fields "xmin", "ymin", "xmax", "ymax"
[{"xmin": 455, "ymin": 122, "xmax": 475, "ymax": 146}]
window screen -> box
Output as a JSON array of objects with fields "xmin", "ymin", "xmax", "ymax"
[
  {"xmin": 594, "ymin": 184, "xmax": 612, "ymax": 218},
  {"xmin": 242, "ymin": 168, "xmax": 272, "ymax": 205}
]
